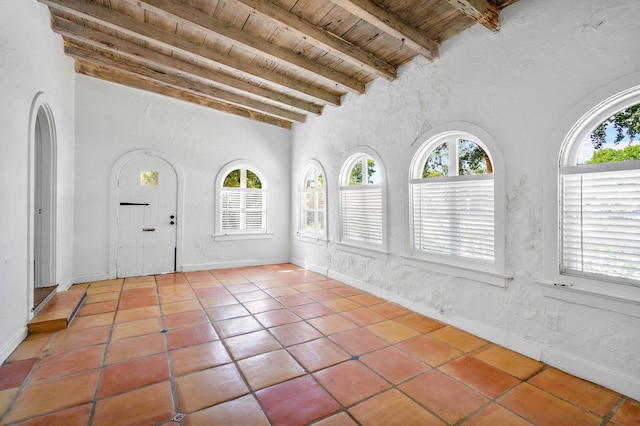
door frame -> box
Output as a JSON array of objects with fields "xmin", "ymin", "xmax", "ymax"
[
  {"xmin": 27, "ymin": 93, "xmax": 57, "ymax": 317},
  {"xmin": 109, "ymin": 149, "xmax": 184, "ymax": 279}
]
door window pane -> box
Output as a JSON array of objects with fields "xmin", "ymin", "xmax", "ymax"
[{"xmin": 140, "ymin": 171, "xmax": 158, "ymax": 186}]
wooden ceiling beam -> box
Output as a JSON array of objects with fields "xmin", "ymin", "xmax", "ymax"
[
  {"xmin": 64, "ymin": 43, "xmax": 307, "ymax": 123},
  {"xmin": 74, "ymin": 60, "xmax": 291, "ymax": 129},
  {"xmin": 328, "ymin": 0, "xmax": 440, "ymax": 60},
  {"xmin": 52, "ymin": 17, "xmax": 322, "ymax": 115},
  {"xmin": 444, "ymin": 0, "xmax": 500, "ymax": 31},
  {"xmin": 229, "ymin": 0, "xmax": 396, "ymax": 81},
  {"xmin": 39, "ymin": 0, "xmax": 341, "ymax": 106},
  {"xmin": 132, "ymin": 0, "xmax": 365, "ymax": 94}
]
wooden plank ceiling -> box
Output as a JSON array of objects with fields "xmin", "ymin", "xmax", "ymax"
[{"xmin": 40, "ymin": 0, "xmax": 515, "ymax": 128}]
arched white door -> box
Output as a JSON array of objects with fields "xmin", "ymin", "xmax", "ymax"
[
  {"xmin": 116, "ymin": 154, "xmax": 177, "ymax": 277},
  {"xmin": 33, "ymin": 104, "xmax": 56, "ymax": 302}
]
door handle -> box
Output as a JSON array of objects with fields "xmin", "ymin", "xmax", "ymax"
[{"xmin": 120, "ymin": 202, "xmax": 149, "ymax": 206}]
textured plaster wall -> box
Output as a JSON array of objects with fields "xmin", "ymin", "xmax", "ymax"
[
  {"xmin": 73, "ymin": 76, "xmax": 291, "ymax": 281},
  {"xmin": 0, "ymin": 1, "xmax": 76, "ymax": 362},
  {"xmin": 290, "ymin": 0, "xmax": 640, "ymax": 399}
]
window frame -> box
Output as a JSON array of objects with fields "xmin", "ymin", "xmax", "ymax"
[
  {"xmin": 410, "ymin": 132, "xmax": 495, "ymax": 262},
  {"xmin": 337, "ymin": 148, "xmax": 388, "ymax": 257},
  {"xmin": 541, "ymin": 77, "xmax": 640, "ymax": 314},
  {"xmin": 558, "ymin": 89, "xmax": 640, "ymax": 287},
  {"xmin": 403, "ymin": 124, "xmax": 507, "ymax": 287},
  {"xmin": 214, "ymin": 161, "xmax": 271, "ymax": 240},
  {"xmin": 297, "ymin": 160, "xmax": 328, "ymax": 241}
]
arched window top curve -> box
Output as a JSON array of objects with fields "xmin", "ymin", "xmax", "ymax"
[{"xmin": 411, "ymin": 131, "xmax": 493, "ymax": 180}]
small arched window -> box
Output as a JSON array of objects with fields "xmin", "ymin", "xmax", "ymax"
[
  {"xmin": 299, "ymin": 162, "xmax": 326, "ymax": 236},
  {"xmin": 339, "ymin": 152, "xmax": 385, "ymax": 248},
  {"xmin": 410, "ymin": 132, "xmax": 494, "ymax": 261},
  {"xmin": 561, "ymin": 100, "xmax": 640, "ymax": 283},
  {"xmin": 219, "ymin": 165, "xmax": 267, "ymax": 233}
]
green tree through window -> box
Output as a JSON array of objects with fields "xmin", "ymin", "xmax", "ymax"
[
  {"xmin": 223, "ymin": 169, "xmax": 241, "ymax": 187},
  {"xmin": 349, "ymin": 159, "xmax": 376, "ymax": 185},
  {"xmin": 588, "ymin": 144, "xmax": 640, "ymax": 164},
  {"xmin": 590, "ymin": 103, "xmax": 640, "ymax": 149}
]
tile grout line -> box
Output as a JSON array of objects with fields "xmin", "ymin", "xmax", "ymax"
[
  {"xmin": 217, "ymin": 272, "xmax": 569, "ymax": 425},
  {"xmin": 600, "ymin": 396, "xmax": 625, "ymax": 426},
  {"xmin": 87, "ymin": 278, "xmax": 125, "ymax": 426},
  {"xmin": 0, "ymin": 329, "xmax": 61, "ymax": 424},
  {"xmin": 184, "ymin": 270, "xmax": 273, "ymax": 425},
  {"xmin": 3, "ymin": 266, "xmax": 633, "ymax": 424},
  {"xmin": 214, "ymin": 270, "xmax": 360, "ymax": 424},
  {"xmin": 0, "ymin": 280, "xmax": 123, "ymax": 425},
  {"xmin": 154, "ymin": 274, "xmax": 186, "ymax": 425},
  {"xmin": 237, "ymin": 271, "xmax": 360, "ymax": 425},
  {"xmin": 217, "ymin": 271, "xmax": 309, "ymax": 425},
  {"xmin": 239, "ymin": 273, "xmax": 441, "ymax": 423},
  {"xmin": 223, "ymin": 270, "xmax": 400, "ymax": 425},
  {"xmin": 206, "ymin": 267, "xmax": 601, "ymax": 424}
]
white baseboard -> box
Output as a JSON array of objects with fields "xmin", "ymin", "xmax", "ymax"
[
  {"xmin": 542, "ymin": 346, "xmax": 640, "ymax": 401},
  {"xmin": 182, "ymin": 257, "xmax": 291, "ymax": 272},
  {"xmin": 290, "ymin": 257, "xmax": 329, "ymax": 276},
  {"xmin": 58, "ymin": 277, "xmax": 75, "ymax": 291},
  {"xmin": 0, "ymin": 326, "xmax": 28, "ymax": 365},
  {"xmin": 73, "ymin": 273, "xmax": 109, "ymax": 284},
  {"xmin": 325, "ymin": 265, "xmax": 638, "ymax": 401},
  {"xmin": 73, "ymin": 258, "xmax": 291, "ymax": 281}
]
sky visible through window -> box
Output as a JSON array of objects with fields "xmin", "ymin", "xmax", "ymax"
[
  {"xmin": 578, "ymin": 128, "xmax": 640, "ymax": 164},
  {"xmin": 577, "ymin": 103, "xmax": 640, "ymax": 164}
]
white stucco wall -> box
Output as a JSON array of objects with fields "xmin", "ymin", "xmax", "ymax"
[
  {"xmin": 73, "ymin": 76, "xmax": 291, "ymax": 282},
  {"xmin": 0, "ymin": 1, "xmax": 76, "ymax": 362},
  {"xmin": 290, "ymin": 0, "xmax": 640, "ymax": 399}
]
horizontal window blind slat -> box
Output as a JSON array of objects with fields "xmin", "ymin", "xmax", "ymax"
[
  {"xmin": 341, "ymin": 188, "xmax": 383, "ymax": 244},
  {"xmin": 221, "ymin": 189, "xmax": 266, "ymax": 232},
  {"xmin": 412, "ymin": 179, "xmax": 494, "ymax": 261},
  {"xmin": 562, "ymin": 168, "xmax": 640, "ymax": 281}
]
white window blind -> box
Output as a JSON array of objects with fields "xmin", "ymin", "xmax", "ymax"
[
  {"xmin": 412, "ymin": 176, "xmax": 494, "ymax": 261},
  {"xmin": 562, "ymin": 167, "xmax": 640, "ymax": 281},
  {"xmin": 221, "ymin": 190, "xmax": 241, "ymax": 231},
  {"xmin": 245, "ymin": 191, "xmax": 265, "ymax": 230},
  {"xmin": 341, "ymin": 185, "xmax": 382, "ymax": 244},
  {"xmin": 221, "ymin": 190, "xmax": 265, "ymax": 232}
]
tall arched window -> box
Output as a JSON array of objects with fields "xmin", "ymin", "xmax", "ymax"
[
  {"xmin": 410, "ymin": 132, "xmax": 495, "ymax": 262},
  {"xmin": 217, "ymin": 164, "xmax": 268, "ymax": 234},
  {"xmin": 299, "ymin": 161, "xmax": 326, "ymax": 237},
  {"xmin": 339, "ymin": 151, "xmax": 385, "ymax": 249},
  {"xmin": 561, "ymin": 99, "xmax": 640, "ymax": 284}
]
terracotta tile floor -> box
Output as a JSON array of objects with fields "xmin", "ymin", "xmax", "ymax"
[{"xmin": 1, "ymin": 264, "xmax": 639, "ymax": 425}]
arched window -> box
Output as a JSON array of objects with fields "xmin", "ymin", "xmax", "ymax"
[
  {"xmin": 339, "ymin": 151, "xmax": 385, "ymax": 249},
  {"xmin": 299, "ymin": 162, "xmax": 326, "ymax": 237},
  {"xmin": 217, "ymin": 164, "xmax": 267, "ymax": 234},
  {"xmin": 561, "ymin": 100, "xmax": 640, "ymax": 284},
  {"xmin": 410, "ymin": 132, "xmax": 494, "ymax": 261}
]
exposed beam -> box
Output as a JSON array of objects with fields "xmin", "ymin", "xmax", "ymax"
[
  {"xmin": 74, "ymin": 60, "xmax": 291, "ymax": 129},
  {"xmin": 229, "ymin": 0, "xmax": 396, "ymax": 81},
  {"xmin": 444, "ymin": 0, "xmax": 500, "ymax": 31},
  {"xmin": 64, "ymin": 43, "xmax": 307, "ymax": 123},
  {"xmin": 52, "ymin": 17, "xmax": 322, "ymax": 115},
  {"xmin": 132, "ymin": 0, "xmax": 365, "ymax": 94},
  {"xmin": 39, "ymin": 0, "xmax": 342, "ymax": 106},
  {"xmin": 329, "ymin": 0, "xmax": 439, "ymax": 60}
]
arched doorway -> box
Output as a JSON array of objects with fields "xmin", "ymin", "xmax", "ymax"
[
  {"xmin": 111, "ymin": 151, "xmax": 181, "ymax": 278},
  {"xmin": 31, "ymin": 101, "xmax": 57, "ymax": 310}
]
